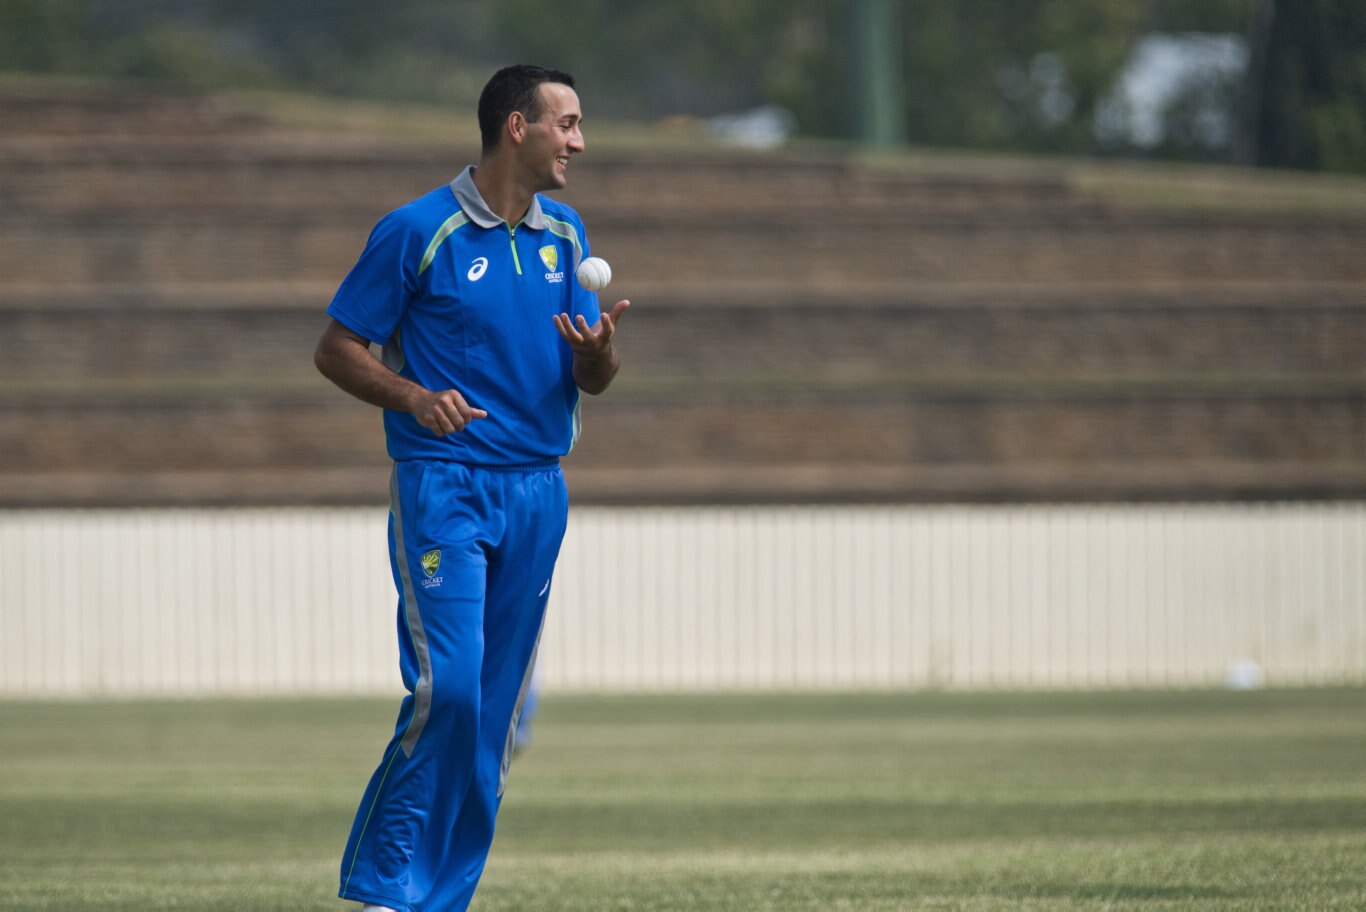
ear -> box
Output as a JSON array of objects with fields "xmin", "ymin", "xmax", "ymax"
[{"xmin": 507, "ymin": 110, "xmax": 528, "ymax": 145}]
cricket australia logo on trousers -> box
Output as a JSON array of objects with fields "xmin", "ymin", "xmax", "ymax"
[
  {"xmin": 539, "ymin": 245, "xmax": 564, "ymax": 283},
  {"xmin": 420, "ymin": 550, "xmax": 444, "ymax": 589}
]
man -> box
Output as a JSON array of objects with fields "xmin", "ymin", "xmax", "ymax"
[{"xmin": 314, "ymin": 64, "xmax": 628, "ymax": 912}]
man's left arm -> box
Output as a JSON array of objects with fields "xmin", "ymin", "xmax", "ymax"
[{"xmin": 554, "ymin": 299, "xmax": 629, "ymax": 395}]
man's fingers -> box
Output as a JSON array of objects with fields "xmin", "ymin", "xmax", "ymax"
[
  {"xmin": 454, "ymin": 397, "xmax": 477, "ymax": 423},
  {"xmin": 554, "ymin": 313, "xmax": 583, "ymax": 343},
  {"xmin": 432, "ymin": 406, "xmax": 458, "ymax": 436},
  {"xmin": 557, "ymin": 306, "xmax": 627, "ymax": 351},
  {"xmin": 443, "ymin": 395, "xmax": 488, "ymax": 424},
  {"xmin": 429, "ymin": 412, "xmax": 455, "ymax": 436},
  {"xmin": 576, "ymin": 313, "xmax": 617, "ymax": 347},
  {"xmin": 420, "ymin": 390, "xmax": 488, "ymax": 436}
]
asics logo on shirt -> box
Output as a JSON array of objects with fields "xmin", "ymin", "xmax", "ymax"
[{"xmin": 468, "ymin": 257, "xmax": 489, "ymax": 281}]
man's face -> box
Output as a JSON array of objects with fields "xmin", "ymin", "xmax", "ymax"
[{"xmin": 519, "ymin": 81, "xmax": 585, "ymax": 192}]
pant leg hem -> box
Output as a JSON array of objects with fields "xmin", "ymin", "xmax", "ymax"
[{"xmin": 339, "ymin": 887, "xmax": 413, "ymax": 912}]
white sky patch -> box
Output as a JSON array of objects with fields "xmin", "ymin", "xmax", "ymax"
[{"xmin": 1096, "ymin": 33, "xmax": 1248, "ymax": 148}]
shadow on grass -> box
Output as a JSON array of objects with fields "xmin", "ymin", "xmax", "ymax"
[
  {"xmin": 498, "ymin": 794, "xmax": 1366, "ymax": 853},
  {"xmin": 1011, "ymin": 882, "xmax": 1240, "ymax": 901}
]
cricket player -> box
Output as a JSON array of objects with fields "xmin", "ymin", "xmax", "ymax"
[{"xmin": 313, "ymin": 64, "xmax": 628, "ymax": 912}]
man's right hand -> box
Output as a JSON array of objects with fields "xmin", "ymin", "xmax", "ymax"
[
  {"xmin": 410, "ymin": 388, "xmax": 488, "ymax": 436},
  {"xmin": 315, "ymin": 318, "xmax": 488, "ymax": 436}
]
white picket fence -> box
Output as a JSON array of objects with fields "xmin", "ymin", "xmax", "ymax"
[{"xmin": 0, "ymin": 504, "xmax": 1362, "ymax": 696}]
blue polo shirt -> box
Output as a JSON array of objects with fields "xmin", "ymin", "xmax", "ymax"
[{"xmin": 328, "ymin": 166, "xmax": 601, "ymax": 465}]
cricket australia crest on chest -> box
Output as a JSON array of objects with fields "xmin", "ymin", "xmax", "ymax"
[{"xmin": 539, "ymin": 245, "xmax": 564, "ymax": 284}]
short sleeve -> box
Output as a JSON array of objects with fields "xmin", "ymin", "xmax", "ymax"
[{"xmin": 327, "ymin": 209, "xmax": 421, "ymax": 344}]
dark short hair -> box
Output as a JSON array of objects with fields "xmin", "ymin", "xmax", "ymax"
[{"xmin": 478, "ymin": 64, "xmax": 576, "ymax": 152}]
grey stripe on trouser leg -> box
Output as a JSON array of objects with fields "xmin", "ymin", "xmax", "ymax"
[
  {"xmin": 390, "ymin": 464, "xmax": 434, "ymax": 758},
  {"xmin": 499, "ymin": 616, "xmax": 545, "ymax": 798}
]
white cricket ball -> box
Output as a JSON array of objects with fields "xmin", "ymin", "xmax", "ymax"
[{"xmin": 576, "ymin": 256, "xmax": 612, "ymax": 292}]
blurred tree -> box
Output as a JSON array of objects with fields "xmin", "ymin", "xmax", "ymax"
[
  {"xmin": 2, "ymin": 0, "xmax": 1364, "ymax": 174},
  {"xmin": 487, "ymin": 0, "xmax": 824, "ymax": 121},
  {"xmin": 893, "ymin": 0, "xmax": 1145, "ymax": 153},
  {"xmin": 0, "ymin": 0, "xmax": 92, "ymax": 73},
  {"xmin": 1243, "ymin": 0, "xmax": 1366, "ymax": 173},
  {"xmin": 1145, "ymin": 0, "xmax": 1251, "ymax": 31},
  {"xmin": 197, "ymin": 0, "xmax": 507, "ymax": 104}
]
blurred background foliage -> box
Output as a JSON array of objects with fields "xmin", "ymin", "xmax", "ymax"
[{"xmin": 1, "ymin": 0, "xmax": 1363, "ymax": 173}]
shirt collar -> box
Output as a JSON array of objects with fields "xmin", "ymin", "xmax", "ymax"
[{"xmin": 450, "ymin": 165, "xmax": 546, "ymax": 230}]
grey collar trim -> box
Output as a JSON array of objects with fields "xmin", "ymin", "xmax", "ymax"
[{"xmin": 450, "ymin": 165, "xmax": 546, "ymax": 230}]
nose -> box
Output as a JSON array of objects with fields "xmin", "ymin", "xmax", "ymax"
[{"xmin": 569, "ymin": 125, "xmax": 585, "ymax": 154}]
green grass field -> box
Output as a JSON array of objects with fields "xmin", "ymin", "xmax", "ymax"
[{"xmin": 1, "ymin": 689, "xmax": 1363, "ymax": 911}]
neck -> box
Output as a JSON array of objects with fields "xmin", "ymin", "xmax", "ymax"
[{"xmin": 470, "ymin": 158, "xmax": 534, "ymax": 226}]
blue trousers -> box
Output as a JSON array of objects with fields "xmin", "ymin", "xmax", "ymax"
[{"xmin": 340, "ymin": 459, "xmax": 568, "ymax": 912}]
